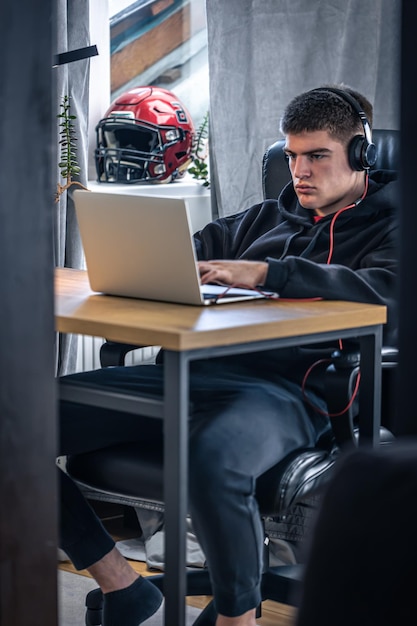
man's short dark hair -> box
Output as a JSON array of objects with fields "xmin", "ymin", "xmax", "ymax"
[{"xmin": 280, "ymin": 84, "xmax": 373, "ymax": 145}]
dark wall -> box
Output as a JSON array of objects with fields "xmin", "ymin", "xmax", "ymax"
[
  {"xmin": 0, "ymin": 3, "xmax": 57, "ymax": 626},
  {"xmin": 396, "ymin": 0, "xmax": 417, "ymax": 436}
]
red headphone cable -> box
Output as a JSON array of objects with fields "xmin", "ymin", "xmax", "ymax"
[{"xmin": 303, "ymin": 173, "xmax": 368, "ymax": 415}]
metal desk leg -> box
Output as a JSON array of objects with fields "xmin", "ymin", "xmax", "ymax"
[
  {"xmin": 358, "ymin": 327, "xmax": 383, "ymax": 446},
  {"xmin": 163, "ymin": 350, "xmax": 189, "ymax": 626}
]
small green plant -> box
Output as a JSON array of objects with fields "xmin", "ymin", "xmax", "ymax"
[
  {"xmin": 55, "ymin": 95, "xmax": 88, "ymax": 202},
  {"xmin": 188, "ymin": 111, "xmax": 210, "ymax": 188}
]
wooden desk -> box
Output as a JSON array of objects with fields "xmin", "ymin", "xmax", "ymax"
[{"xmin": 55, "ymin": 267, "xmax": 386, "ymax": 626}]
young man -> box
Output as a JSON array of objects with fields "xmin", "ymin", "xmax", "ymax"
[{"xmin": 59, "ymin": 85, "xmax": 398, "ymax": 626}]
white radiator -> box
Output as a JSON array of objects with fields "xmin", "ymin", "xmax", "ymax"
[{"xmin": 75, "ymin": 335, "xmax": 160, "ymax": 372}]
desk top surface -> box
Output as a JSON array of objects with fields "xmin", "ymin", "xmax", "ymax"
[{"xmin": 55, "ymin": 268, "xmax": 387, "ymax": 351}]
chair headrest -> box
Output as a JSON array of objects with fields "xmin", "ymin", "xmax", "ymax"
[{"xmin": 262, "ymin": 128, "xmax": 400, "ymax": 201}]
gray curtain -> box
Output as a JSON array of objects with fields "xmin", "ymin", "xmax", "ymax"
[
  {"xmin": 55, "ymin": 0, "xmax": 91, "ymax": 375},
  {"xmin": 206, "ymin": 0, "xmax": 401, "ymax": 217}
]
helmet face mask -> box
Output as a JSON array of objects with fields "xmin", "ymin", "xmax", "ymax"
[{"xmin": 95, "ymin": 87, "xmax": 195, "ymax": 184}]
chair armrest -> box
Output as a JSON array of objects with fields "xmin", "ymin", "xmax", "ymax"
[
  {"xmin": 325, "ymin": 347, "xmax": 398, "ymax": 447},
  {"xmin": 324, "ymin": 359, "xmax": 359, "ymax": 447},
  {"xmin": 100, "ymin": 341, "xmax": 145, "ymax": 367}
]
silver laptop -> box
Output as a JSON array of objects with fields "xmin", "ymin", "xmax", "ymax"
[{"xmin": 73, "ymin": 190, "xmax": 275, "ymax": 306}]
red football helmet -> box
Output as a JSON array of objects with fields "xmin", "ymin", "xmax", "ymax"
[{"xmin": 95, "ymin": 86, "xmax": 195, "ymax": 183}]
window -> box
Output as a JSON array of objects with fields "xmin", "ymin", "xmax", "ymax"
[{"xmin": 108, "ymin": 0, "xmax": 209, "ymax": 128}]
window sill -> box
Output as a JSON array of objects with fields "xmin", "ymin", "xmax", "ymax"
[{"xmin": 87, "ymin": 178, "xmax": 212, "ymax": 233}]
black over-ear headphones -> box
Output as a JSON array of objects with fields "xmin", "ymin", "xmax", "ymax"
[{"xmin": 311, "ymin": 87, "xmax": 378, "ymax": 171}]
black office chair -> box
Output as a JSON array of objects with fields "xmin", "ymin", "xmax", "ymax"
[{"xmin": 65, "ymin": 129, "xmax": 399, "ymax": 626}]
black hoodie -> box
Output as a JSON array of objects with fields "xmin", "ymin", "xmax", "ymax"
[{"xmin": 194, "ymin": 170, "xmax": 398, "ymax": 349}]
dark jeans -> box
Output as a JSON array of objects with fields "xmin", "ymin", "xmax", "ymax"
[{"xmin": 59, "ymin": 357, "xmax": 329, "ymax": 617}]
